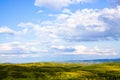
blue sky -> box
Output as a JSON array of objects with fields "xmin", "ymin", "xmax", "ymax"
[{"xmin": 0, "ymin": 0, "xmax": 120, "ymax": 63}]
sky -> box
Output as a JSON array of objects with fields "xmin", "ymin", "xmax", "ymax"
[{"xmin": 0, "ymin": 0, "xmax": 120, "ymax": 63}]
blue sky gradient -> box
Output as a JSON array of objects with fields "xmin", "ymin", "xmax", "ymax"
[{"xmin": 0, "ymin": 0, "xmax": 120, "ymax": 63}]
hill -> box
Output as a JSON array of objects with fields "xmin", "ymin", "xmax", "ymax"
[
  {"xmin": 0, "ymin": 62, "xmax": 120, "ymax": 80},
  {"xmin": 68, "ymin": 58, "xmax": 120, "ymax": 63}
]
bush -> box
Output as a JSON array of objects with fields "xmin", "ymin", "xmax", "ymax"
[
  {"xmin": 0, "ymin": 70, "xmax": 8, "ymax": 80},
  {"xmin": 9, "ymin": 71, "xmax": 27, "ymax": 78}
]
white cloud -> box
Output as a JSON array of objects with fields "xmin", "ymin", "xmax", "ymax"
[
  {"xmin": 34, "ymin": 0, "xmax": 93, "ymax": 9},
  {"xmin": 0, "ymin": 42, "xmax": 117, "ymax": 58},
  {"xmin": 0, "ymin": 53, "xmax": 44, "ymax": 58},
  {"xmin": 51, "ymin": 45, "xmax": 66, "ymax": 50},
  {"xmin": 0, "ymin": 26, "xmax": 28, "ymax": 36},
  {"xmin": 74, "ymin": 46, "xmax": 117, "ymax": 56},
  {"xmin": 7, "ymin": 6, "xmax": 119, "ymax": 58},
  {"xmin": 50, "ymin": 45, "xmax": 117, "ymax": 56},
  {"xmin": 37, "ymin": 10, "xmax": 43, "ymax": 13},
  {"xmin": 57, "ymin": 6, "xmax": 120, "ymax": 41},
  {"xmin": 1, "ymin": 0, "xmax": 120, "ymax": 60},
  {"xmin": 0, "ymin": 26, "xmax": 15, "ymax": 35},
  {"xmin": 18, "ymin": 22, "xmax": 61, "ymax": 45},
  {"xmin": 57, "ymin": 14, "xmax": 69, "ymax": 21},
  {"xmin": 0, "ymin": 41, "xmax": 49, "ymax": 58},
  {"xmin": 0, "ymin": 43, "xmax": 13, "ymax": 51},
  {"xmin": 0, "ymin": 41, "xmax": 47, "ymax": 54},
  {"xmin": 62, "ymin": 8, "xmax": 72, "ymax": 14},
  {"xmin": 35, "ymin": 0, "xmax": 71, "ymax": 9},
  {"xmin": 18, "ymin": 6, "xmax": 120, "ymax": 42},
  {"xmin": 74, "ymin": 45, "xmax": 87, "ymax": 53}
]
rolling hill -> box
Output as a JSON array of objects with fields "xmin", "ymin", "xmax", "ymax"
[{"xmin": 0, "ymin": 62, "xmax": 120, "ymax": 80}]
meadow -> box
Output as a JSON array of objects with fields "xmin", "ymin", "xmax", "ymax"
[{"xmin": 0, "ymin": 62, "xmax": 120, "ymax": 80}]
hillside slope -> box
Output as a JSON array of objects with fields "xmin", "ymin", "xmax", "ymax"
[{"xmin": 0, "ymin": 62, "xmax": 120, "ymax": 80}]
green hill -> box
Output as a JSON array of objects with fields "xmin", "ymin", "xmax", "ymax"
[{"xmin": 0, "ymin": 62, "xmax": 120, "ymax": 80}]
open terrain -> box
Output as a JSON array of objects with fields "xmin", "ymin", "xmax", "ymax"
[{"xmin": 0, "ymin": 62, "xmax": 120, "ymax": 80}]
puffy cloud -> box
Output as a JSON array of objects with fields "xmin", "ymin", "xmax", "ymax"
[
  {"xmin": 50, "ymin": 45, "xmax": 117, "ymax": 56},
  {"xmin": 62, "ymin": 8, "xmax": 72, "ymax": 14},
  {"xmin": 0, "ymin": 26, "xmax": 28, "ymax": 36},
  {"xmin": 0, "ymin": 27, "xmax": 15, "ymax": 35},
  {"xmin": 67, "ymin": 7, "xmax": 119, "ymax": 41},
  {"xmin": 18, "ymin": 6, "xmax": 120, "ymax": 42},
  {"xmin": 11, "ymin": 6, "xmax": 119, "ymax": 58},
  {"xmin": 35, "ymin": 0, "xmax": 71, "ymax": 9},
  {"xmin": 57, "ymin": 14, "xmax": 69, "ymax": 21},
  {"xmin": 18, "ymin": 22, "xmax": 61, "ymax": 45},
  {"xmin": 57, "ymin": 6, "xmax": 120, "ymax": 41},
  {"xmin": 37, "ymin": 10, "xmax": 43, "ymax": 13},
  {"xmin": 0, "ymin": 42, "xmax": 117, "ymax": 58},
  {"xmin": 74, "ymin": 46, "xmax": 117, "ymax": 56},
  {"xmin": 51, "ymin": 45, "xmax": 75, "ymax": 52},
  {"xmin": 34, "ymin": 0, "xmax": 93, "ymax": 9},
  {"xmin": 0, "ymin": 41, "xmax": 47, "ymax": 54}
]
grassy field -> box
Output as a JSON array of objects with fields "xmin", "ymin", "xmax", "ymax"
[{"xmin": 0, "ymin": 62, "xmax": 120, "ymax": 80}]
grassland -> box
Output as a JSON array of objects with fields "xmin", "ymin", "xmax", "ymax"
[{"xmin": 0, "ymin": 62, "xmax": 120, "ymax": 80}]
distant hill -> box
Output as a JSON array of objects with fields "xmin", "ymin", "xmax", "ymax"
[{"xmin": 68, "ymin": 58, "xmax": 120, "ymax": 63}]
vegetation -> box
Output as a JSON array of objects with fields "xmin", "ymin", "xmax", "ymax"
[{"xmin": 0, "ymin": 62, "xmax": 120, "ymax": 80}]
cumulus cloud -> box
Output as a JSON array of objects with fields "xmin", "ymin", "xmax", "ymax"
[
  {"xmin": 51, "ymin": 45, "xmax": 75, "ymax": 52},
  {"xmin": 0, "ymin": 42, "xmax": 117, "ymax": 58},
  {"xmin": 62, "ymin": 8, "xmax": 72, "ymax": 14},
  {"xmin": 8, "ymin": 6, "xmax": 119, "ymax": 58},
  {"xmin": 1, "ymin": 0, "xmax": 120, "ymax": 60},
  {"xmin": 58, "ymin": 7, "xmax": 120, "ymax": 41},
  {"xmin": 74, "ymin": 46, "xmax": 117, "ymax": 56},
  {"xmin": 60, "ymin": 7, "xmax": 120, "ymax": 41},
  {"xmin": 51, "ymin": 45, "xmax": 117, "ymax": 56},
  {"xmin": 18, "ymin": 22, "xmax": 61, "ymax": 45},
  {"xmin": 19, "ymin": 6, "xmax": 120, "ymax": 41},
  {"xmin": 0, "ymin": 27, "xmax": 15, "ymax": 35},
  {"xmin": 0, "ymin": 41, "xmax": 47, "ymax": 55},
  {"xmin": 0, "ymin": 26, "xmax": 28, "ymax": 36},
  {"xmin": 34, "ymin": 0, "xmax": 93, "ymax": 9}
]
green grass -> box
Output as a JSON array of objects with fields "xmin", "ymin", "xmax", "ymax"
[{"xmin": 0, "ymin": 62, "xmax": 120, "ymax": 80}]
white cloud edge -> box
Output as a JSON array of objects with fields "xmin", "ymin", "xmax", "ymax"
[{"xmin": 34, "ymin": 0, "xmax": 93, "ymax": 9}]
